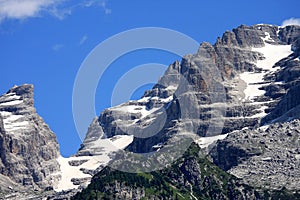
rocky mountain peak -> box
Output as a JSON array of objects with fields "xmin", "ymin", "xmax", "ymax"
[
  {"xmin": 77, "ymin": 24, "xmax": 300, "ymax": 156},
  {"xmin": 6, "ymin": 84, "xmax": 34, "ymax": 107},
  {"xmin": 0, "ymin": 84, "xmax": 61, "ymax": 193},
  {"xmin": 8, "ymin": 84, "xmax": 34, "ymax": 98},
  {"xmin": 0, "ymin": 24, "xmax": 300, "ymax": 199}
]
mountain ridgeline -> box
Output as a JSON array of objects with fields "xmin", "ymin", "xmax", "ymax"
[
  {"xmin": 0, "ymin": 24, "xmax": 300, "ymax": 199},
  {"xmin": 73, "ymin": 24, "xmax": 300, "ymax": 199}
]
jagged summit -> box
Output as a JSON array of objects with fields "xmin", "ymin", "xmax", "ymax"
[{"xmin": 81, "ymin": 24, "xmax": 300, "ymax": 154}]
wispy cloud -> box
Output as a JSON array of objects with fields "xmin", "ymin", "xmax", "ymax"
[
  {"xmin": 52, "ymin": 44, "xmax": 64, "ymax": 51},
  {"xmin": 79, "ymin": 34, "xmax": 88, "ymax": 45},
  {"xmin": 83, "ymin": 0, "xmax": 111, "ymax": 14},
  {"xmin": 0, "ymin": 0, "xmax": 111, "ymax": 23},
  {"xmin": 100, "ymin": 1, "xmax": 111, "ymax": 15},
  {"xmin": 282, "ymin": 18, "xmax": 300, "ymax": 27}
]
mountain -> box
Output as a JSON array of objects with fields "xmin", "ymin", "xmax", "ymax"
[
  {"xmin": 72, "ymin": 24, "xmax": 300, "ymax": 198},
  {"xmin": 0, "ymin": 23, "xmax": 300, "ymax": 199},
  {"xmin": 81, "ymin": 24, "xmax": 300, "ymax": 157},
  {"xmin": 0, "ymin": 84, "xmax": 61, "ymax": 198}
]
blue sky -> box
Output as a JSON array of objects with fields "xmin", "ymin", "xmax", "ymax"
[{"xmin": 0, "ymin": 0, "xmax": 300, "ymax": 157}]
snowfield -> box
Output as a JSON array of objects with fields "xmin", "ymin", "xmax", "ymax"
[
  {"xmin": 240, "ymin": 40, "xmax": 292, "ymax": 101},
  {"xmin": 239, "ymin": 33, "xmax": 293, "ymax": 119},
  {"xmin": 54, "ymin": 135, "xmax": 133, "ymax": 191}
]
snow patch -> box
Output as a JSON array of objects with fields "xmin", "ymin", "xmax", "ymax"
[
  {"xmin": 240, "ymin": 42, "xmax": 292, "ymax": 100},
  {"xmin": 111, "ymin": 104, "xmax": 161, "ymax": 119},
  {"xmin": 55, "ymin": 156, "xmax": 92, "ymax": 191},
  {"xmin": 252, "ymin": 43, "xmax": 292, "ymax": 72},
  {"xmin": 165, "ymin": 85, "xmax": 177, "ymax": 91},
  {"xmin": 0, "ymin": 111, "xmax": 28, "ymax": 132},
  {"xmin": 54, "ymin": 135, "xmax": 134, "ymax": 191},
  {"xmin": 109, "ymin": 135, "xmax": 134, "ymax": 149},
  {"xmin": 1, "ymin": 93, "xmax": 21, "ymax": 101},
  {"xmin": 262, "ymin": 32, "xmax": 274, "ymax": 42},
  {"xmin": 240, "ymin": 72, "xmax": 265, "ymax": 100},
  {"xmin": 137, "ymin": 97, "xmax": 150, "ymax": 103},
  {"xmin": 195, "ymin": 134, "xmax": 228, "ymax": 148}
]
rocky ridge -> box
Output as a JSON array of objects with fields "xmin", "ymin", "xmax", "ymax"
[
  {"xmin": 69, "ymin": 24, "xmax": 300, "ymax": 197},
  {"xmin": 83, "ymin": 24, "xmax": 300, "ymax": 156}
]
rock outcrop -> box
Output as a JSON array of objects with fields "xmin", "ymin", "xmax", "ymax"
[{"xmin": 0, "ymin": 84, "xmax": 60, "ymax": 192}]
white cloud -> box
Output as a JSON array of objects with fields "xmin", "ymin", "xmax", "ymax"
[
  {"xmin": 0, "ymin": 0, "xmax": 111, "ymax": 23},
  {"xmin": 281, "ymin": 18, "xmax": 300, "ymax": 27},
  {"xmin": 79, "ymin": 34, "xmax": 88, "ymax": 45},
  {"xmin": 0, "ymin": 0, "xmax": 60, "ymax": 21},
  {"xmin": 52, "ymin": 44, "xmax": 64, "ymax": 51}
]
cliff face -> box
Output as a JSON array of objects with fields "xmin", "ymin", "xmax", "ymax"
[
  {"xmin": 0, "ymin": 84, "xmax": 60, "ymax": 191},
  {"xmin": 72, "ymin": 24, "xmax": 300, "ymax": 197},
  {"xmin": 81, "ymin": 24, "xmax": 300, "ymax": 154}
]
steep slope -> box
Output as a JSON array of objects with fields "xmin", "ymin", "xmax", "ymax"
[
  {"xmin": 210, "ymin": 119, "xmax": 300, "ymax": 191},
  {"xmin": 72, "ymin": 143, "xmax": 300, "ymax": 200},
  {"xmin": 0, "ymin": 85, "xmax": 60, "ymax": 196},
  {"xmin": 81, "ymin": 24, "xmax": 299, "ymax": 155},
  {"xmin": 62, "ymin": 24, "xmax": 300, "ymax": 193},
  {"xmin": 1, "ymin": 23, "xmax": 299, "ymax": 199}
]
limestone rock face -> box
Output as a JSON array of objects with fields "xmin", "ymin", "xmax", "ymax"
[
  {"xmin": 0, "ymin": 84, "xmax": 60, "ymax": 191},
  {"xmin": 81, "ymin": 24, "xmax": 300, "ymax": 154},
  {"xmin": 73, "ymin": 24, "xmax": 300, "ymax": 195},
  {"xmin": 77, "ymin": 117, "xmax": 105, "ymax": 156}
]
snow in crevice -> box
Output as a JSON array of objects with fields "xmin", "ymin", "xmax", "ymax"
[
  {"xmin": 0, "ymin": 100, "xmax": 23, "ymax": 106},
  {"xmin": 262, "ymin": 32, "xmax": 274, "ymax": 42},
  {"xmin": 110, "ymin": 104, "xmax": 161, "ymax": 120},
  {"xmin": 0, "ymin": 111, "xmax": 28, "ymax": 133},
  {"xmin": 0, "ymin": 93, "xmax": 21, "ymax": 101},
  {"xmin": 250, "ymin": 106, "xmax": 268, "ymax": 118}
]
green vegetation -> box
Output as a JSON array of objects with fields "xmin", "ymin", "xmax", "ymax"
[{"xmin": 72, "ymin": 143, "xmax": 300, "ymax": 200}]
